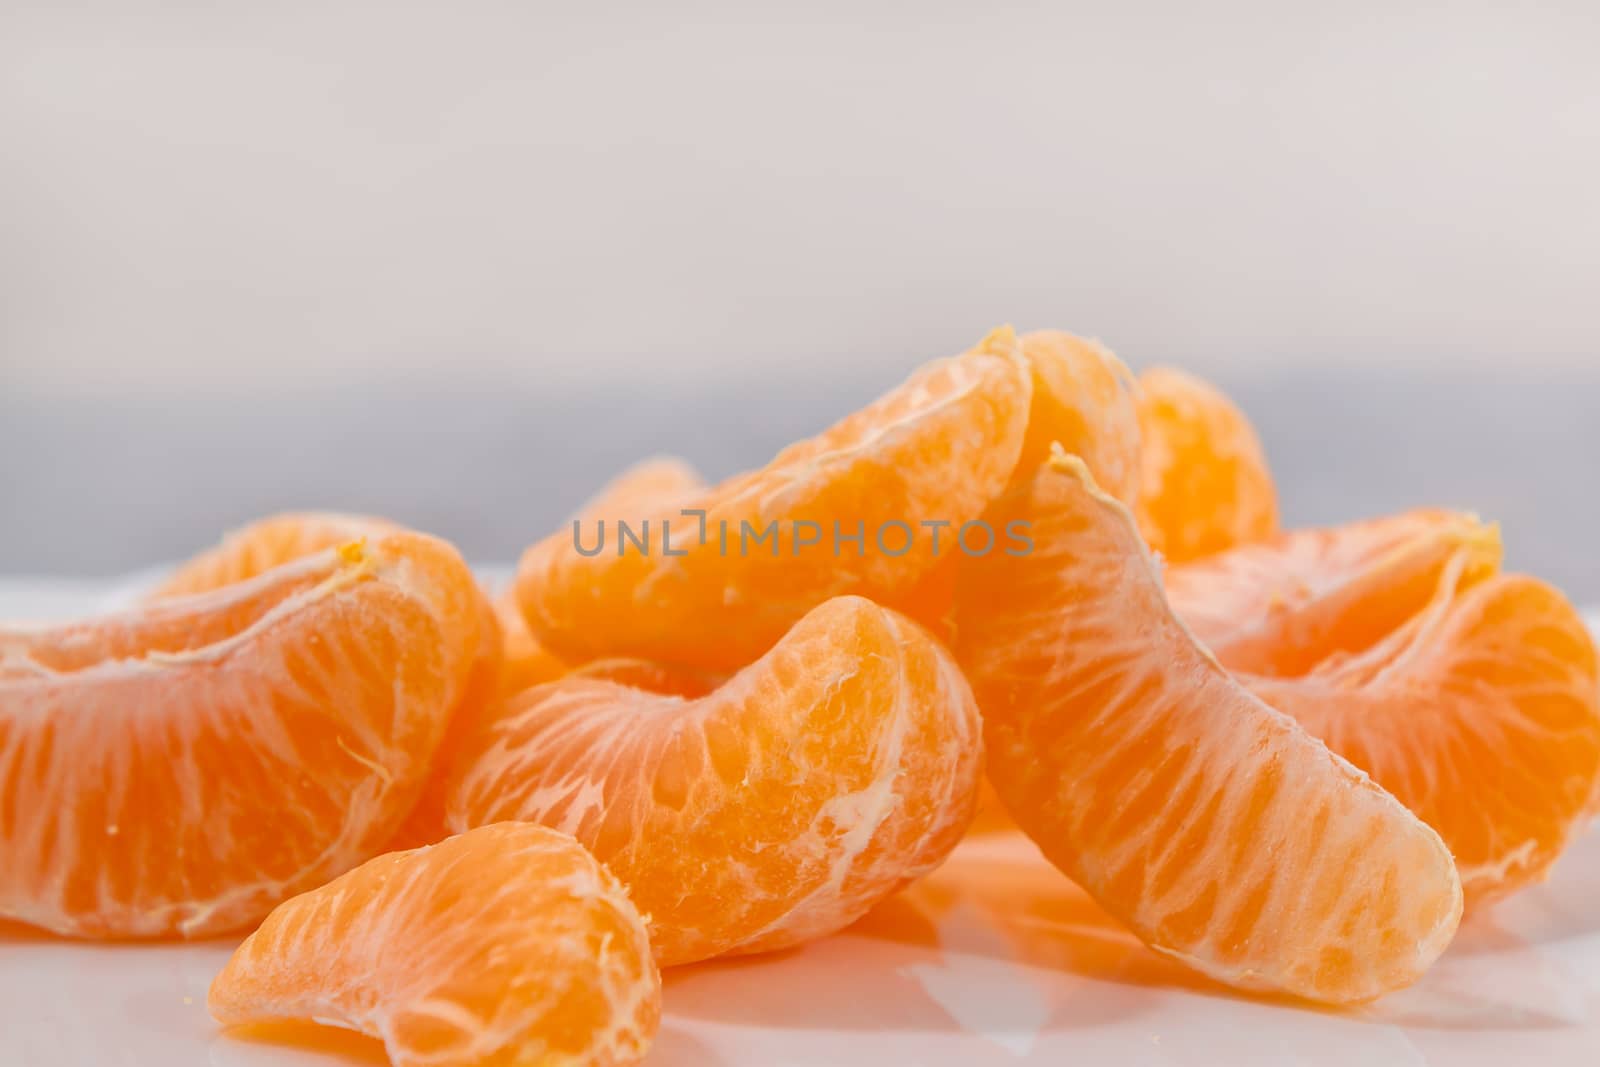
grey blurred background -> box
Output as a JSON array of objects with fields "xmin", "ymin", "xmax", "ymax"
[{"xmin": 1, "ymin": 4, "xmax": 1597, "ymax": 597}]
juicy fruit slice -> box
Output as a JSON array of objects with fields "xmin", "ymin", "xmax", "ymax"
[
  {"xmin": 495, "ymin": 590, "xmax": 567, "ymax": 697},
  {"xmin": 1167, "ymin": 509, "xmax": 1503, "ymax": 676},
  {"xmin": 514, "ymin": 328, "xmax": 1032, "ymax": 669},
  {"xmin": 497, "ymin": 457, "xmax": 708, "ymax": 694},
  {"xmin": 446, "ymin": 596, "xmax": 983, "ymax": 967},
  {"xmin": 1136, "ymin": 366, "xmax": 1278, "ymax": 562},
  {"xmin": 565, "ymin": 657, "xmax": 723, "ymax": 697},
  {"xmin": 954, "ymin": 452, "xmax": 1462, "ymax": 1003},
  {"xmin": 576, "ymin": 454, "xmax": 707, "ymax": 517},
  {"xmin": 1165, "ymin": 508, "xmax": 1599, "ymax": 903},
  {"xmin": 901, "ymin": 329, "xmax": 1143, "ymax": 644},
  {"xmin": 1017, "ymin": 330, "xmax": 1142, "ymax": 506},
  {"xmin": 153, "ymin": 512, "xmax": 399, "ymax": 597},
  {"xmin": 388, "ymin": 577, "xmax": 503, "ymax": 848},
  {"xmin": 0, "ymin": 533, "xmax": 480, "ymax": 938},
  {"xmin": 209, "ymin": 823, "xmax": 659, "ymax": 1067},
  {"xmin": 147, "ymin": 512, "xmax": 505, "ymax": 850},
  {"xmin": 1245, "ymin": 572, "xmax": 1600, "ymax": 905}
]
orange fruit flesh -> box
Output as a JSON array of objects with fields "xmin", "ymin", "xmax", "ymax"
[
  {"xmin": 1016, "ymin": 330, "xmax": 1143, "ymax": 506},
  {"xmin": 152, "ymin": 513, "xmax": 401, "ymax": 598},
  {"xmin": 495, "ymin": 457, "xmax": 711, "ymax": 692},
  {"xmin": 514, "ymin": 328, "xmax": 1033, "ymax": 670},
  {"xmin": 1166, "ymin": 504, "xmax": 1600, "ymax": 904},
  {"xmin": 146, "ymin": 512, "xmax": 505, "ymax": 850},
  {"xmin": 954, "ymin": 452, "xmax": 1461, "ymax": 1004},
  {"xmin": 209, "ymin": 822, "xmax": 660, "ymax": 1067},
  {"xmin": 14, "ymin": 324, "xmax": 1586, "ymax": 1022},
  {"xmin": 892, "ymin": 327, "xmax": 1146, "ymax": 652},
  {"xmin": 564, "ymin": 657, "xmax": 723, "ymax": 698},
  {"xmin": 573, "ymin": 455, "xmax": 707, "ymax": 517},
  {"xmin": 494, "ymin": 590, "xmax": 567, "ymax": 696},
  {"xmin": 9, "ymin": 558, "xmax": 335, "ymax": 672},
  {"xmin": 1167, "ymin": 508, "xmax": 1504, "ymax": 676},
  {"xmin": 446, "ymin": 595, "xmax": 983, "ymax": 967},
  {"xmin": 497, "ymin": 455, "xmax": 710, "ymax": 693},
  {"xmin": 1243, "ymin": 569, "xmax": 1600, "ymax": 905},
  {"xmin": 0, "ymin": 533, "xmax": 480, "ymax": 938},
  {"xmin": 1136, "ymin": 365, "xmax": 1278, "ymax": 562},
  {"xmin": 385, "ymin": 586, "xmax": 502, "ymax": 849}
]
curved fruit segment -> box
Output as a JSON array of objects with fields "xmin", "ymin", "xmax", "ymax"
[
  {"xmin": 1164, "ymin": 504, "xmax": 1599, "ymax": 904},
  {"xmin": 499, "ymin": 455, "xmax": 708, "ymax": 694},
  {"xmin": 853, "ymin": 329, "xmax": 1144, "ymax": 646},
  {"xmin": 0, "ymin": 533, "xmax": 480, "ymax": 938},
  {"xmin": 564, "ymin": 657, "xmax": 723, "ymax": 698},
  {"xmin": 953, "ymin": 452, "xmax": 1462, "ymax": 1004},
  {"xmin": 1017, "ymin": 330, "xmax": 1142, "ymax": 506},
  {"xmin": 1136, "ymin": 366, "xmax": 1278, "ymax": 562},
  {"xmin": 576, "ymin": 454, "xmax": 707, "ymax": 517},
  {"xmin": 494, "ymin": 591, "xmax": 567, "ymax": 697},
  {"xmin": 387, "ymin": 587, "xmax": 502, "ymax": 846},
  {"xmin": 446, "ymin": 596, "xmax": 983, "ymax": 967},
  {"xmin": 209, "ymin": 823, "xmax": 659, "ymax": 1067},
  {"xmin": 1246, "ymin": 572, "xmax": 1600, "ymax": 905},
  {"xmin": 152, "ymin": 513, "xmax": 396, "ymax": 597},
  {"xmin": 1167, "ymin": 509, "xmax": 1503, "ymax": 676},
  {"xmin": 147, "ymin": 512, "xmax": 504, "ymax": 850},
  {"xmin": 514, "ymin": 328, "xmax": 1033, "ymax": 669}
]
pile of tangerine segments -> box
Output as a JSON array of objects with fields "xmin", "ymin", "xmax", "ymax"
[{"xmin": 4, "ymin": 327, "xmax": 1598, "ymax": 1066}]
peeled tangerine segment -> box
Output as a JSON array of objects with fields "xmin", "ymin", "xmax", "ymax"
[
  {"xmin": 1136, "ymin": 365, "xmax": 1279, "ymax": 562},
  {"xmin": 1016, "ymin": 330, "xmax": 1143, "ymax": 507},
  {"xmin": 494, "ymin": 590, "xmax": 569, "ymax": 697},
  {"xmin": 0, "ymin": 532, "xmax": 480, "ymax": 938},
  {"xmin": 575, "ymin": 455, "xmax": 708, "ymax": 517},
  {"xmin": 1166, "ymin": 507, "xmax": 1504, "ymax": 677},
  {"xmin": 954, "ymin": 452, "xmax": 1462, "ymax": 1004},
  {"xmin": 209, "ymin": 823, "xmax": 660, "ymax": 1067},
  {"xmin": 445, "ymin": 595, "xmax": 983, "ymax": 967},
  {"xmin": 1242, "ymin": 569, "xmax": 1600, "ymax": 906},
  {"xmin": 153, "ymin": 512, "xmax": 397, "ymax": 597},
  {"xmin": 514, "ymin": 328, "xmax": 1033, "ymax": 670},
  {"xmin": 498, "ymin": 457, "xmax": 709, "ymax": 696},
  {"xmin": 1165, "ymin": 506, "xmax": 1600, "ymax": 905},
  {"xmin": 146, "ymin": 511, "xmax": 506, "ymax": 850}
]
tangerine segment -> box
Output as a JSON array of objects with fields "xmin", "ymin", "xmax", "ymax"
[
  {"xmin": 152, "ymin": 513, "xmax": 397, "ymax": 597},
  {"xmin": 575, "ymin": 455, "xmax": 707, "ymax": 517},
  {"xmin": 514, "ymin": 328, "xmax": 1032, "ymax": 670},
  {"xmin": 1017, "ymin": 330, "xmax": 1142, "ymax": 505},
  {"xmin": 151, "ymin": 515, "xmax": 503, "ymax": 705},
  {"xmin": 1167, "ymin": 509, "xmax": 1503, "ymax": 677},
  {"xmin": 564, "ymin": 657, "xmax": 723, "ymax": 698},
  {"xmin": 147, "ymin": 512, "xmax": 504, "ymax": 851},
  {"xmin": 209, "ymin": 823, "xmax": 660, "ymax": 1067},
  {"xmin": 390, "ymin": 579, "xmax": 503, "ymax": 847},
  {"xmin": 0, "ymin": 533, "xmax": 481, "ymax": 938},
  {"xmin": 953, "ymin": 452, "xmax": 1461, "ymax": 1004},
  {"xmin": 446, "ymin": 596, "xmax": 983, "ymax": 967},
  {"xmin": 885, "ymin": 327, "xmax": 1143, "ymax": 648},
  {"xmin": 1136, "ymin": 366, "xmax": 1278, "ymax": 562},
  {"xmin": 494, "ymin": 591, "xmax": 567, "ymax": 697},
  {"xmin": 1245, "ymin": 572, "xmax": 1600, "ymax": 905},
  {"xmin": 496, "ymin": 458, "xmax": 707, "ymax": 695}
]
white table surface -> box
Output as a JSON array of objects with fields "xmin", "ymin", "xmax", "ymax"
[{"xmin": 5, "ymin": 575, "xmax": 1599, "ymax": 1066}]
